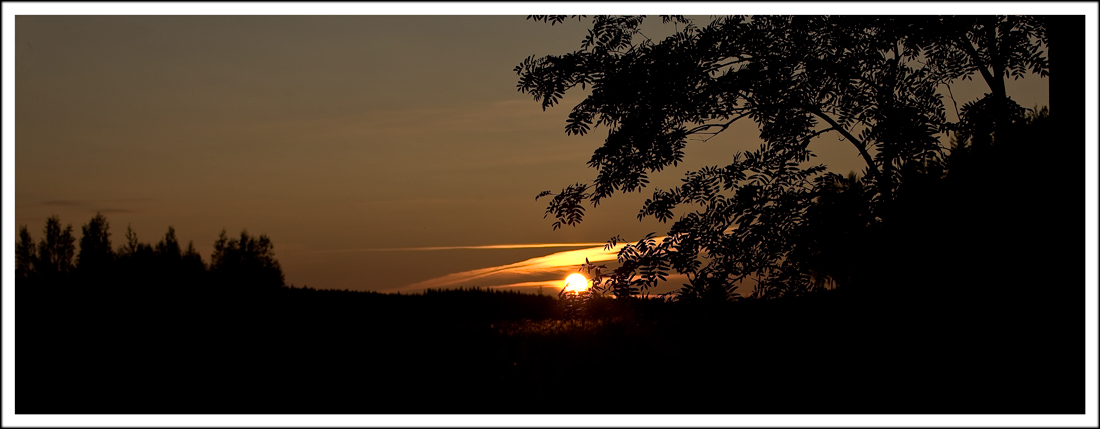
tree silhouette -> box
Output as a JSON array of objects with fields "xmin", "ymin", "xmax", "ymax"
[
  {"xmin": 15, "ymin": 215, "xmax": 291, "ymax": 295},
  {"xmin": 149, "ymin": 226, "xmax": 208, "ymax": 289},
  {"xmin": 119, "ymin": 223, "xmax": 143, "ymax": 257},
  {"xmin": 210, "ymin": 229, "xmax": 284, "ymax": 292},
  {"xmin": 77, "ymin": 213, "xmax": 114, "ymax": 276},
  {"xmin": 154, "ymin": 226, "xmax": 183, "ymax": 279},
  {"xmin": 155, "ymin": 226, "xmax": 182, "ymax": 261},
  {"xmin": 35, "ymin": 215, "xmax": 76, "ymax": 277},
  {"xmin": 182, "ymin": 240, "xmax": 206, "ymax": 277},
  {"xmin": 16, "ymin": 226, "xmax": 36, "ymax": 278},
  {"xmin": 518, "ymin": 15, "xmax": 1053, "ymax": 299},
  {"xmin": 111, "ymin": 223, "xmax": 156, "ymax": 290}
]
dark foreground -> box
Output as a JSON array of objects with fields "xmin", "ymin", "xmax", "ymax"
[{"xmin": 18, "ymin": 283, "xmax": 1080, "ymax": 414}]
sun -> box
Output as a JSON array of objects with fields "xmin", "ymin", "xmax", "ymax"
[{"xmin": 563, "ymin": 273, "xmax": 589, "ymax": 293}]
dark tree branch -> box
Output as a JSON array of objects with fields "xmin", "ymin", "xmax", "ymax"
[
  {"xmin": 956, "ymin": 29, "xmax": 1006, "ymax": 99},
  {"xmin": 805, "ymin": 106, "xmax": 882, "ymax": 185},
  {"xmin": 684, "ymin": 113, "xmax": 751, "ymax": 137}
]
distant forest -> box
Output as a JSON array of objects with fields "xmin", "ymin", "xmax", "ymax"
[{"xmin": 16, "ymin": 214, "xmax": 284, "ymax": 293}]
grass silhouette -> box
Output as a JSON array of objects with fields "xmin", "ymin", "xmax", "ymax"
[{"xmin": 17, "ymin": 274, "xmax": 1079, "ymax": 414}]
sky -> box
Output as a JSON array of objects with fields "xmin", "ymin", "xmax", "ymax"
[{"xmin": 9, "ymin": 6, "xmax": 1057, "ymax": 297}]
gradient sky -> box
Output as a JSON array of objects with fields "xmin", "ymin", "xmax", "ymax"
[{"xmin": 11, "ymin": 10, "xmax": 1052, "ymax": 295}]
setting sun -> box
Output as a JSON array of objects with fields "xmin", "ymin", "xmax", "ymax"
[{"xmin": 563, "ymin": 273, "xmax": 589, "ymax": 293}]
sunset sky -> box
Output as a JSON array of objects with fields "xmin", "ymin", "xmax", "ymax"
[
  {"xmin": 4, "ymin": 4, "xmax": 1098, "ymax": 428},
  {"xmin": 8, "ymin": 4, "xmax": 1057, "ymax": 296}
]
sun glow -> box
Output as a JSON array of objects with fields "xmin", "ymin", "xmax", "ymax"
[{"xmin": 563, "ymin": 273, "xmax": 589, "ymax": 293}]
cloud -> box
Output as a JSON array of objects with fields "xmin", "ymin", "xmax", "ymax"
[
  {"xmin": 32, "ymin": 198, "xmax": 154, "ymax": 215},
  {"xmin": 310, "ymin": 242, "xmax": 610, "ymax": 253},
  {"xmin": 399, "ymin": 243, "xmax": 631, "ymax": 292},
  {"xmin": 385, "ymin": 232, "xmax": 750, "ymax": 295},
  {"xmin": 38, "ymin": 200, "xmax": 86, "ymax": 207},
  {"xmin": 36, "ymin": 198, "xmax": 154, "ymax": 207},
  {"xmin": 22, "ymin": 199, "xmax": 151, "ymax": 218}
]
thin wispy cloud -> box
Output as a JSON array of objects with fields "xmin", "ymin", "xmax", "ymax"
[
  {"xmin": 36, "ymin": 198, "xmax": 155, "ymax": 207},
  {"xmin": 399, "ymin": 243, "xmax": 631, "ymax": 292},
  {"xmin": 395, "ymin": 235, "xmax": 721, "ymax": 295},
  {"xmin": 309, "ymin": 242, "xmax": 609, "ymax": 254},
  {"xmin": 23, "ymin": 199, "xmax": 152, "ymax": 217},
  {"xmin": 396, "ymin": 234, "xmax": 672, "ymax": 292}
]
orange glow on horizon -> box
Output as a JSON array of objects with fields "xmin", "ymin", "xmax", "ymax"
[{"xmin": 399, "ymin": 242, "xmax": 630, "ymax": 291}]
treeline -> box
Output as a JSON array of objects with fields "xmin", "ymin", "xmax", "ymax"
[
  {"xmin": 16, "ymin": 214, "xmax": 284, "ymax": 292},
  {"xmin": 14, "ymin": 213, "xmax": 570, "ymax": 323}
]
